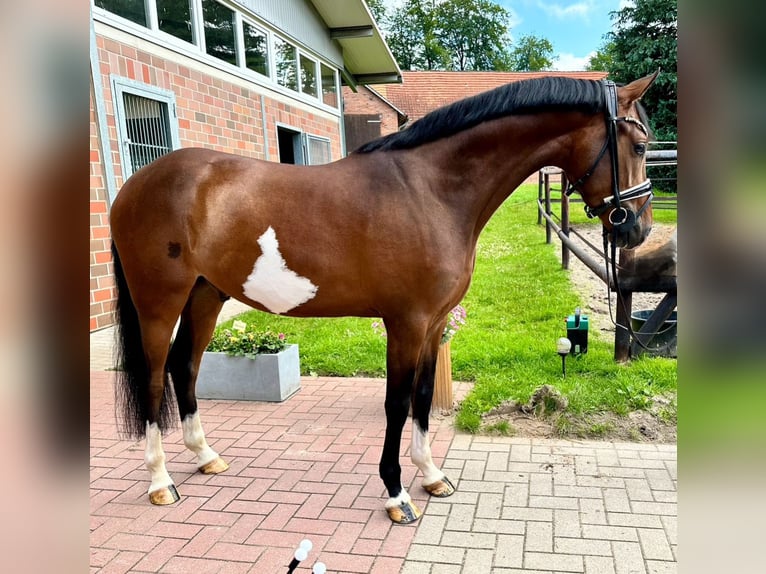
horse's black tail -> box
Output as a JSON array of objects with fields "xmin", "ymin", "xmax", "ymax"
[{"xmin": 112, "ymin": 242, "xmax": 176, "ymax": 439}]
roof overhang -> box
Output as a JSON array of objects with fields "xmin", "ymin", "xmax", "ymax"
[{"xmin": 308, "ymin": 0, "xmax": 402, "ymax": 88}]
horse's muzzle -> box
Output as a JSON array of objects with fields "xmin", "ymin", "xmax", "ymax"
[{"xmin": 612, "ymin": 219, "xmax": 651, "ymax": 249}]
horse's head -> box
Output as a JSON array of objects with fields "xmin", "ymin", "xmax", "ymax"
[{"xmin": 568, "ymin": 72, "xmax": 659, "ymax": 249}]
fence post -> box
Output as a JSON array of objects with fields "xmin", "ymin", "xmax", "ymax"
[
  {"xmin": 544, "ymin": 172, "xmax": 552, "ymax": 244},
  {"xmin": 561, "ymin": 172, "xmax": 570, "ymax": 270},
  {"xmin": 614, "ymin": 249, "xmax": 635, "ymax": 362}
]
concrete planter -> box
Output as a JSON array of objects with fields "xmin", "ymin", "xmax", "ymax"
[{"xmin": 196, "ymin": 344, "xmax": 301, "ymax": 402}]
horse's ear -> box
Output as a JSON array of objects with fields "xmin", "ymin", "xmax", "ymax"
[{"xmin": 618, "ymin": 70, "xmax": 660, "ymax": 105}]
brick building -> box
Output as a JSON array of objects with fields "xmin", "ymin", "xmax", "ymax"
[{"xmin": 90, "ymin": 0, "xmax": 400, "ymax": 331}]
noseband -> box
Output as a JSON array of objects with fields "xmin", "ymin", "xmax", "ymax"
[{"xmin": 565, "ymin": 80, "xmax": 653, "ymax": 234}]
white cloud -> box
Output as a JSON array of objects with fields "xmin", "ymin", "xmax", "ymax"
[
  {"xmin": 552, "ymin": 51, "xmax": 596, "ymax": 71},
  {"xmin": 538, "ymin": 1, "xmax": 594, "ymax": 20}
]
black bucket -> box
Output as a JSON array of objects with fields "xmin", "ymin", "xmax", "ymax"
[{"xmin": 630, "ymin": 309, "xmax": 677, "ymax": 357}]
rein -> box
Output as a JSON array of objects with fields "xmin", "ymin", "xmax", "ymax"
[{"xmin": 567, "ymin": 80, "xmax": 665, "ymax": 354}]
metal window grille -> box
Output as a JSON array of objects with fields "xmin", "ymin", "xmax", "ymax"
[
  {"xmin": 122, "ymin": 93, "xmax": 173, "ymax": 174},
  {"xmin": 305, "ymin": 134, "xmax": 331, "ymax": 165}
]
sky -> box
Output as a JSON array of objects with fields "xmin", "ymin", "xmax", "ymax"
[{"xmin": 380, "ymin": 0, "xmax": 634, "ymax": 71}]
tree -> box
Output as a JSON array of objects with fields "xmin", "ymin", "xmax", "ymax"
[
  {"xmin": 364, "ymin": 0, "xmax": 387, "ymax": 27},
  {"xmin": 435, "ymin": 0, "xmax": 512, "ymax": 71},
  {"xmin": 508, "ymin": 34, "xmax": 555, "ymax": 72},
  {"xmin": 385, "ymin": 0, "xmax": 513, "ymax": 71},
  {"xmin": 386, "ymin": 0, "xmax": 448, "ymax": 70},
  {"xmin": 586, "ymin": 41, "xmax": 616, "ymax": 72},
  {"xmin": 606, "ymin": 0, "xmax": 677, "ymax": 143}
]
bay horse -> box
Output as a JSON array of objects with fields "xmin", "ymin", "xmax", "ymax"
[{"xmin": 110, "ymin": 73, "xmax": 658, "ymax": 524}]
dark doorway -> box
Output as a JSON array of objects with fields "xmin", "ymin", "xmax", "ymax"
[{"xmin": 277, "ymin": 126, "xmax": 303, "ymax": 164}]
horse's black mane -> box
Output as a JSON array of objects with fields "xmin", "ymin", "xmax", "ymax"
[{"xmin": 354, "ymin": 76, "xmax": 605, "ymax": 154}]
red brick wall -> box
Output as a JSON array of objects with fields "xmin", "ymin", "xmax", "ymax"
[
  {"xmin": 342, "ymin": 86, "xmax": 400, "ymax": 136},
  {"xmin": 90, "ymin": 28, "xmax": 343, "ymax": 331}
]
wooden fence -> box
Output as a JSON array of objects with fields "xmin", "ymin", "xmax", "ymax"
[{"xmin": 537, "ymin": 146, "xmax": 677, "ymax": 361}]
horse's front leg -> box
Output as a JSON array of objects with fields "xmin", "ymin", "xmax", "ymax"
[
  {"xmin": 411, "ymin": 326, "xmax": 456, "ymax": 498},
  {"xmin": 380, "ymin": 319, "xmax": 428, "ymax": 524}
]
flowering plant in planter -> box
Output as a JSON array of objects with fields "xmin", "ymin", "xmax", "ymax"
[
  {"xmin": 372, "ymin": 305, "xmax": 467, "ymax": 345},
  {"xmin": 206, "ymin": 320, "xmax": 288, "ymax": 358}
]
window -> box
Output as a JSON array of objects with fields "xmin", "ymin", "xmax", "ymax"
[
  {"xmin": 300, "ymin": 54, "xmax": 317, "ymax": 98},
  {"xmin": 157, "ymin": 0, "xmax": 194, "ymax": 44},
  {"xmin": 305, "ymin": 134, "xmax": 332, "ymax": 165},
  {"xmin": 320, "ymin": 63, "xmax": 338, "ymax": 108},
  {"xmin": 112, "ymin": 77, "xmax": 180, "ymax": 179},
  {"xmin": 95, "ymin": 0, "xmax": 146, "ymax": 26},
  {"xmin": 202, "ymin": 0, "xmax": 237, "ymax": 66},
  {"xmin": 274, "ymin": 37, "xmax": 298, "ymax": 92},
  {"xmin": 243, "ymin": 22, "xmax": 269, "ymax": 78},
  {"xmin": 95, "ymin": 1, "xmax": 341, "ymax": 109}
]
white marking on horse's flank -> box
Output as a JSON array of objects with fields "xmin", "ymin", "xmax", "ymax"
[
  {"xmin": 411, "ymin": 421, "xmax": 444, "ymax": 486},
  {"xmin": 385, "ymin": 488, "xmax": 412, "ymax": 509},
  {"xmin": 242, "ymin": 226, "xmax": 318, "ymax": 314},
  {"xmin": 182, "ymin": 412, "xmax": 219, "ymax": 468},
  {"xmin": 145, "ymin": 421, "xmax": 173, "ymax": 493}
]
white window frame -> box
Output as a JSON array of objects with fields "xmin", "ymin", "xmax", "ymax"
[
  {"xmin": 111, "ymin": 76, "xmax": 180, "ymax": 182},
  {"xmin": 303, "ymin": 133, "xmax": 332, "ymax": 165},
  {"xmin": 92, "ymin": 0, "xmax": 343, "ymax": 112}
]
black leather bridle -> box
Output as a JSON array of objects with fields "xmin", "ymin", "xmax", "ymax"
[{"xmin": 565, "ymin": 80, "xmax": 653, "ymax": 239}]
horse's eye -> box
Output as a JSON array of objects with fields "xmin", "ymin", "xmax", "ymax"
[{"xmin": 634, "ymin": 143, "xmax": 646, "ymax": 156}]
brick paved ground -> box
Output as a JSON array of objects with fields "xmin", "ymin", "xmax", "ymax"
[
  {"xmin": 91, "ymin": 371, "xmax": 458, "ymax": 573},
  {"xmin": 90, "ymin": 370, "xmax": 677, "ymax": 573},
  {"xmin": 401, "ymin": 436, "xmax": 677, "ymax": 574}
]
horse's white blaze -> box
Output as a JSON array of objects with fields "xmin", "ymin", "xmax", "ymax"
[
  {"xmin": 145, "ymin": 422, "xmax": 173, "ymax": 493},
  {"xmin": 182, "ymin": 412, "xmax": 219, "ymax": 468},
  {"xmin": 385, "ymin": 488, "xmax": 411, "ymax": 509},
  {"xmin": 242, "ymin": 226, "xmax": 318, "ymax": 314},
  {"xmin": 411, "ymin": 421, "xmax": 444, "ymax": 486}
]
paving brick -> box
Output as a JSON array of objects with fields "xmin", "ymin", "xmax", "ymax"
[
  {"xmin": 494, "ymin": 533, "xmax": 524, "ymax": 568},
  {"xmin": 446, "ymin": 503, "xmax": 476, "ymax": 531},
  {"xmin": 530, "ymin": 495, "xmax": 579, "ymax": 510},
  {"xmin": 580, "ymin": 497, "xmax": 608, "ymax": 525},
  {"xmin": 637, "ymin": 528, "xmax": 674, "ymax": 561},
  {"xmin": 524, "ymin": 521, "xmax": 553, "ymax": 553},
  {"xmin": 629, "ymin": 501, "xmax": 677, "ymax": 516},
  {"xmin": 585, "ymin": 555, "xmax": 617, "ymax": 574},
  {"xmin": 463, "ymin": 548, "xmax": 494, "ymax": 573},
  {"xmin": 524, "ymin": 551, "xmax": 584, "ymax": 572},
  {"xmin": 582, "ymin": 524, "xmax": 639, "ymax": 542},
  {"xmin": 502, "ymin": 506, "xmax": 553, "ymax": 522},
  {"xmin": 441, "ymin": 530, "xmax": 496, "ymax": 549},
  {"xmin": 406, "ymin": 543, "xmax": 465, "ymax": 564},
  {"xmin": 612, "ymin": 541, "xmax": 647, "ymax": 574},
  {"xmin": 476, "ymin": 492, "xmax": 503, "ymax": 519},
  {"xmin": 554, "ymin": 509, "xmax": 581, "ymax": 538},
  {"xmin": 607, "ymin": 512, "xmax": 663, "ymax": 529},
  {"xmin": 413, "ymin": 515, "xmax": 446, "ymax": 545},
  {"xmin": 646, "ymin": 560, "xmax": 677, "ymax": 573},
  {"xmin": 555, "ymin": 536, "xmax": 613, "ymax": 556},
  {"xmin": 472, "ymin": 517, "xmax": 525, "ymax": 535}
]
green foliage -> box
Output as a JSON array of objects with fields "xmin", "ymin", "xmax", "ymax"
[
  {"xmin": 586, "ymin": 41, "xmax": 616, "ymax": 72},
  {"xmin": 606, "ymin": 0, "xmax": 677, "ymax": 143},
  {"xmin": 508, "ymin": 35, "xmax": 555, "ymax": 72},
  {"xmin": 364, "ymin": 0, "xmax": 388, "ymax": 26},
  {"xmin": 206, "ymin": 325, "xmax": 288, "ymax": 358},
  {"xmin": 385, "ymin": 0, "xmax": 513, "ymax": 71}
]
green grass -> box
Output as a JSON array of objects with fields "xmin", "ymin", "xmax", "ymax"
[{"xmin": 220, "ymin": 184, "xmax": 677, "ymax": 432}]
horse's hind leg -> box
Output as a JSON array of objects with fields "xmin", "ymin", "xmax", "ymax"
[
  {"xmin": 168, "ymin": 278, "xmax": 229, "ymax": 475},
  {"xmin": 411, "ymin": 323, "xmax": 456, "ymax": 498}
]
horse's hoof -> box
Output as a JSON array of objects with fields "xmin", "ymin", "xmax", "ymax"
[
  {"xmin": 149, "ymin": 484, "xmax": 180, "ymax": 505},
  {"xmin": 199, "ymin": 457, "xmax": 229, "ymax": 474},
  {"xmin": 386, "ymin": 500, "xmax": 422, "ymax": 524},
  {"xmin": 424, "ymin": 476, "xmax": 456, "ymax": 497}
]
